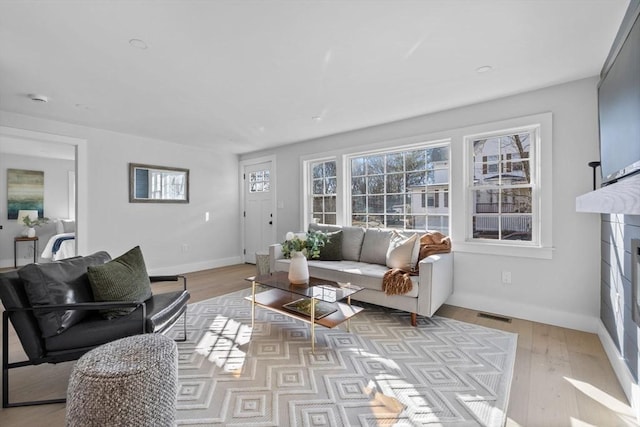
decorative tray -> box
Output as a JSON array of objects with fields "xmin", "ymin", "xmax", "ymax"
[{"xmin": 282, "ymin": 298, "xmax": 337, "ymax": 320}]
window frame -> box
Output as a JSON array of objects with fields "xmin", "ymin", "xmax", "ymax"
[
  {"xmin": 300, "ymin": 112, "xmax": 552, "ymax": 260},
  {"xmin": 302, "ymin": 155, "xmax": 340, "ymax": 227},
  {"xmin": 309, "ymin": 158, "xmax": 338, "ymax": 225},
  {"xmin": 344, "ymin": 140, "xmax": 451, "ymax": 233},
  {"xmin": 454, "ymin": 112, "xmax": 553, "ymax": 259},
  {"xmin": 467, "ymin": 126, "xmax": 539, "ymax": 245}
]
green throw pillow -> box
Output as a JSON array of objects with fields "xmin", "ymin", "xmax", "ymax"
[
  {"xmin": 87, "ymin": 246, "xmax": 152, "ymax": 319},
  {"xmin": 319, "ymin": 231, "xmax": 343, "ymax": 261}
]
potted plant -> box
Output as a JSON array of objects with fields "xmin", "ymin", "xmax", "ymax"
[
  {"xmin": 281, "ymin": 230, "xmax": 328, "ymax": 260},
  {"xmin": 22, "ymin": 215, "xmax": 49, "ymax": 238},
  {"xmin": 281, "ymin": 230, "xmax": 329, "ymax": 285}
]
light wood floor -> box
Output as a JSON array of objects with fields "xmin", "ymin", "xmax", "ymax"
[{"xmin": 0, "ymin": 263, "xmax": 635, "ymax": 426}]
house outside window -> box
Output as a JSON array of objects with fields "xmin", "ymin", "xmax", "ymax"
[
  {"xmin": 349, "ymin": 144, "xmax": 449, "ymax": 233},
  {"xmin": 311, "ymin": 160, "xmax": 337, "ymax": 225},
  {"xmin": 469, "ymin": 129, "xmax": 536, "ymax": 242}
]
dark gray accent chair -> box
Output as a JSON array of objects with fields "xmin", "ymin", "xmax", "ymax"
[{"xmin": 0, "ymin": 251, "xmax": 190, "ymax": 408}]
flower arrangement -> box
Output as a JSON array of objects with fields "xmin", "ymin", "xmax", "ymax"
[
  {"xmin": 281, "ymin": 230, "xmax": 329, "ymax": 259},
  {"xmin": 22, "ymin": 216, "xmax": 49, "ymax": 228}
]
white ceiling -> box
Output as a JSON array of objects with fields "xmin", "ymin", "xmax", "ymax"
[{"xmin": 0, "ymin": 0, "xmax": 630, "ymax": 155}]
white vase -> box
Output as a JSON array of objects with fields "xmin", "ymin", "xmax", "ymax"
[
  {"xmin": 27, "ymin": 227, "xmax": 36, "ymax": 238},
  {"xmin": 288, "ymin": 251, "xmax": 309, "ymax": 285}
]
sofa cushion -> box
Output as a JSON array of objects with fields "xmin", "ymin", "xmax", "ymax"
[
  {"xmin": 341, "ymin": 227, "xmax": 366, "ymax": 261},
  {"xmin": 87, "ymin": 246, "xmax": 152, "ymax": 319},
  {"xmin": 319, "ymin": 231, "xmax": 343, "ymax": 261},
  {"xmin": 18, "ymin": 251, "xmax": 112, "ymax": 338},
  {"xmin": 309, "ymin": 224, "xmax": 365, "ymax": 262},
  {"xmin": 386, "ymin": 232, "xmax": 419, "ymax": 271},
  {"xmin": 55, "ymin": 219, "xmax": 76, "ymax": 234},
  {"xmin": 303, "ymin": 259, "xmax": 419, "ymax": 298},
  {"xmin": 359, "ymin": 229, "xmax": 392, "ymax": 265}
]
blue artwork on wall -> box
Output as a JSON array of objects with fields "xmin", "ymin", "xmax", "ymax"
[{"xmin": 7, "ymin": 168, "xmax": 44, "ymax": 219}]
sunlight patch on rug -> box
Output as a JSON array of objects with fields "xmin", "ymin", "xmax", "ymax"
[{"xmin": 167, "ymin": 289, "xmax": 517, "ymax": 426}]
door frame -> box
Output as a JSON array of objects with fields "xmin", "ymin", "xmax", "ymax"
[
  {"xmin": 239, "ymin": 155, "xmax": 277, "ymax": 263},
  {"xmin": 0, "ymin": 126, "xmax": 87, "ymax": 255}
]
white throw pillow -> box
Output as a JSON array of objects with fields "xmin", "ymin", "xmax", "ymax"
[
  {"xmin": 56, "ymin": 219, "xmax": 76, "ymax": 234},
  {"xmin": 386, "ymin": 232, "xmax": 419, "ymax": 271}
]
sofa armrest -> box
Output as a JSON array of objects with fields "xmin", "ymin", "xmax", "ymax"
[
  {"xmin": 417, "ymin": 252, "xmax": 454, "ymax": 317},
  {"xmin": 269, "ymin": 244, "xmax": 284, "ymax": 273}
]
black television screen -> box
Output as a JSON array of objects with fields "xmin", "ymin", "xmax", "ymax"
[{"xmin": 598, "ymin": 11, "xmax": 640, "ymax": 185}]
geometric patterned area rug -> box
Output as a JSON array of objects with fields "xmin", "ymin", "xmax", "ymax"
[{"xmin": 168, "ymin": 289, "xmax": 517, "ymax": 426}]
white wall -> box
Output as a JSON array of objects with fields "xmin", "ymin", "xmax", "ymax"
[
  {"xmin": 0, "ymin": 111, "xmax": 242, "ymax": 275},
  {"xmin": 241, "ymin": 77, "xmax": 603, "ymax": 332},
  {"xmin": 0, "ymin": 153, "xmax": 74, "ymax": 266}
]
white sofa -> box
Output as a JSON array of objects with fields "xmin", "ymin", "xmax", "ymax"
[{"xmin": 269, "ymin": 224, "xmax": 453, "ymax": 326}]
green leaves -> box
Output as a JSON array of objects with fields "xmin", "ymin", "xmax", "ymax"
[
  {"xmin": 23, "ymin": 216, "xmax": 49, "ymax": 228},
  {"xmin": 281, "ymin": 230, "xmax": 329, "ymax": 259}
]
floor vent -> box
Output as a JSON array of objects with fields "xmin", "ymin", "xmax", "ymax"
[{"xmin": 477, "ymin": 312, "xmax": 512, "ymax": 323}]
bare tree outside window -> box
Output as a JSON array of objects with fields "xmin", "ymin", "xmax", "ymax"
[
  {"xmin": 311, "ymin": 160, "xmax": 337, "ymax": 224},
  {"xmin": 471, "ymin": 131, "xmax": 534, "ymax": 241},
  {"xmin": 350, "ymin": 145, "xmax": 450, "ymax": 233}
]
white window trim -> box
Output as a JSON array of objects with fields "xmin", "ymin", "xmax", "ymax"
[
  {"xmin": 302, "ymin": 154, "xmax": 341, "ymax": 229},
  {"xmin": 344, "ymin": 139, "xmax": 451, "ymax": 231},
  {"xmin": 299, "ymin": 113, "xmax": 552, "ymax": 259},
  {"xmin": 465, "ymin": 124, "xmax": 540, "ymax": 245},
  {"xmin": 307, "ymin": 158, "xmax": 338, "ymax": 225},
  {"xmin": 453, "ymin": 112, "xmax": 553, "ymax": 259}
]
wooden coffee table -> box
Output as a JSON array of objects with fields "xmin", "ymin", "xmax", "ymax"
[{"xmin": 247, "ymin": 272, "xmax": 364, "ymax": 352}]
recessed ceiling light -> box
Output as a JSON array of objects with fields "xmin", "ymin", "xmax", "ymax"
[
  {"xmin": 476, "ymin": 65, "xmax": 493, "ymax": 74},
  {"xmin": 28, "ymin": 94, "xmax": 49, "ymax": 103},
  {"xmin": 129, "ymin": 38, "xmax": 148, "ymax": 49}
]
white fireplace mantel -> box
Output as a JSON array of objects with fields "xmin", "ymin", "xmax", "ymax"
[{"xmin": 576, "ymin": 173, "xmax": 640, "ymax": 215}]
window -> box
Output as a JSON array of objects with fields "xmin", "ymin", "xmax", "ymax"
[
  {"xmin": 349, "ymin": 144, "xmax": 449, "ymax": 233},
  {"xmin": 248, "ymin": 170, "xmax": 270, "ymax": 193},
  {"xmin": 468, "ymin": 128, "xmax": 536, "ymax": 243},
  {"xmin": 310, "ymin": 160, "xmax": 337, "ymax": 225}
]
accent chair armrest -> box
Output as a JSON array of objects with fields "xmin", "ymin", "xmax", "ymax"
[
  {"xmin": 5, "ymin": 300, "xmax": 147, "ymax": 332},
  {"xmin": 7, "ymin": 300, "xmax": 145, "ymax": 312}
]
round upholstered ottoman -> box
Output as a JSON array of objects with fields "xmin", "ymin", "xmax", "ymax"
[{"xmin": 65, "ymin": 333, "xmax": 178, "ymax": 427}]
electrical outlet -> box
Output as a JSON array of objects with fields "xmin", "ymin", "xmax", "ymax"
[
  {"xmin": 181, "ymin": 244, "xmax": 189, "ymax": 253},
  {"xmin": 501, "ymin": 271, "xmax": 512, "ymax": 284}
]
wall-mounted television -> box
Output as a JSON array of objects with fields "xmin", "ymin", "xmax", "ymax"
[{"xmin": 598, "ymin": 9, "xmax": 640, "ymax": 186}]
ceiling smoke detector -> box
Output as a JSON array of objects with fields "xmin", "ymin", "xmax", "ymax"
[
  {"xmin": 129, "ymin": 38, "xmax": 148, "ymax": 49},
  {"xmin": 28, "ymin": 94, "xmax": 49, "ymax": 103},
  {"xmin": 476, "ymin": 65, "xmax": 493, "ymax": 74}
]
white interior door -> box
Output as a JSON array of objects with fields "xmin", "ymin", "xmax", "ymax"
[{"xmin": 243, "ymin": 161, "xmax": 275, "ymax": 263}]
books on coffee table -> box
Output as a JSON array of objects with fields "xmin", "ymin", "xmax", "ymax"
[{"xmin": 282, "ymin": 298, "xmax": 338, "ymax": 320}]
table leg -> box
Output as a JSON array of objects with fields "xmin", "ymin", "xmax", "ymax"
[
  {"xmin": 251, "ymin": 280, "xmax": 256, "ymax": 329},
  {"xmin": 32, "ymin": 240, "xmax": 37, "ymax": 263},
  {"xmin": 311, "ymin": 297, "xmax": 316, "ymax": 354},
  {"xmin": 14, "ymin": 239, "xmax": 17, "ymax": 269},
  {"xmin": 346, "ymin": 295, "xmax": 351, "ymax": 332}
]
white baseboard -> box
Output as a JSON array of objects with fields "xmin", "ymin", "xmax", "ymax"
[
  {"xmin": 447, "ymin": 291, "xmax": 600, "ymax": 333},
  {"xmin": 147, "ymin": 255, "xmax": 244, "ymax": 276},
  {"xmin": 597, "ymin": 320, "xmax": 640, "ymax": 422}
]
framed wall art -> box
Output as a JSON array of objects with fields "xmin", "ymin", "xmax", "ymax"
[{"xmin": 7, "ymin": 168, "xmax": 44, "ymax": 219}]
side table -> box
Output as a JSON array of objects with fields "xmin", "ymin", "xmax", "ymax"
[{"xmin": 14, "ymin": 236, "xmax": 38, "ymax": 268}]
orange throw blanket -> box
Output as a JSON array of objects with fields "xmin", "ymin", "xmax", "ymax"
[{"xmin": 382, "ymin": 232, "xmax": 451, "ymax": 296}]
